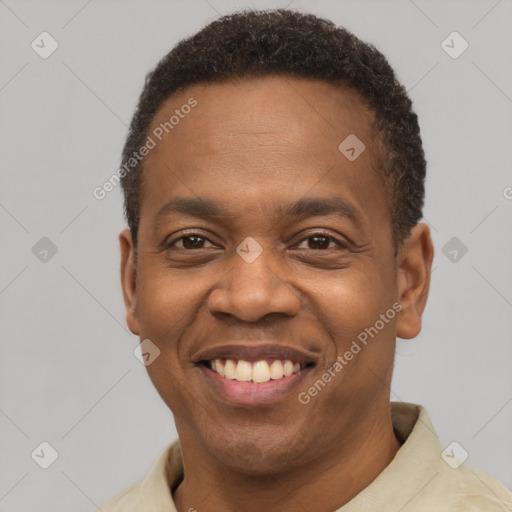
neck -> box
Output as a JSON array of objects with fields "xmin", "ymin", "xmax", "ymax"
[{"xmin": 173, "ymin": 411, "xmax": 401, "ymax": 512}]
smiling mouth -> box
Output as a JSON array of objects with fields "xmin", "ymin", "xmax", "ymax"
[
  {"xmin": 193, "ymin": 343, "xmax": 319, "ymax": 404},
  {"xmin": 201, "ymin": 358, "xmax": 314, "ymax": 383}
]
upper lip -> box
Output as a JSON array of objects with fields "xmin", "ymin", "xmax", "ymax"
[{"xmin": 192, "ymin": 343, "xmax": 319, "ymax": 365}]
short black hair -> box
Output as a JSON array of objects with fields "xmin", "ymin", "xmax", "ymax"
[{"xmin": 121, "ymin": 9, "xmax": 426, "ymax": 249}]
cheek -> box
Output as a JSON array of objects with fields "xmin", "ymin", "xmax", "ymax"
[
  {"xmin": 305, "ymin": 272, "xmax": 397, "ymax": 416},
  {"xmin": 135, "ymin": 262, "xmax": 206, "ymax": 341},
  {"xmin": 309, "ymin": 267, "xmax": 395, "ymax": 349},
  {"xmin": 134, "ymin": 265, "xmax": 205, "ymax": 407},
  {"xmin": 144, "ymin": 358, "xmax": 204, "ymax": 427},
  {"xmin": 136, "ymin": 267, "xmax": 203, "ymax": 414}
]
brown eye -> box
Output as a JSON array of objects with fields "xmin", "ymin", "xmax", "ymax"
[
  {"xmin": 294, "ymin": 232, "xmax": 348, "ymax": 251},
  {"xmin": 307, "ymin": 235, "xmax": 331, "ymax": 250},
  {"xmin": 180, "ymin": 235, "xmax": 207, "ymax": 249},
  {"xmin": 167, "ymin": 234, "xmax": 216, "ymax": 250}
]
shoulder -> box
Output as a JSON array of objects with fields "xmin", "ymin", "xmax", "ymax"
[
  {"xmin": 92, "ymin": 440, "xmax": 181, "ymax": 511},
  {"xmin": 388, "ymin": 403, "xmax": 512, "ymax": 511},
  {"xmin": 448, "ymin": 463, "xmax": 512, "ymax": 511},
  {"xmin": 93, "ymin": 481, "xmax": 141, "ymax": 512}
]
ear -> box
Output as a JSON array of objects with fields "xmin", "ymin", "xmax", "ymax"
[
  {"xmin": 395, "ymin": 222, "xmax": 434, "ymax": 340},
  {"xmin": 120, "ymin": 229, "xmax": 140, "ymax": 335}
]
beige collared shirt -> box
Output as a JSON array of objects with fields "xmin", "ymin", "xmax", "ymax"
[{"xmin": 96, "ymin": 403, "xmax": 512, "ymax": 511}]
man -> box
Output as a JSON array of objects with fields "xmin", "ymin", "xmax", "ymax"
[{"xmin": 98, "ymin": 9, "xmax": 512, "ymax": 512}]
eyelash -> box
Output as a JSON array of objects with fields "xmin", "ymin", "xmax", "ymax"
[{"xmin": 166, "ymin": 231, "xmax": 348, "ymax": 251}]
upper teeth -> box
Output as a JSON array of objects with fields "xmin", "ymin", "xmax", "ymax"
[{"xmin": 211, "ymin": 359, "xmax": 302, "ymax": 383}]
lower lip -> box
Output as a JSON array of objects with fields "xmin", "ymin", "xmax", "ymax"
[{"xmin": 199, "ymin": 365, "xmax": 313, "ymax": 406}]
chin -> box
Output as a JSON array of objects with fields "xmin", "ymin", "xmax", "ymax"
[{"xmin": 203, "ymin": 429, "xmax": 308, "ymax": 476}]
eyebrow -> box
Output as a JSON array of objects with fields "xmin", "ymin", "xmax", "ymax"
[{"xmin": 155, "ymin": 196, "xmax": 362, "ymax": 227}]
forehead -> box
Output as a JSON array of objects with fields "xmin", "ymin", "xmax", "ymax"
[
  {"xmin": 140, "ymin": 75, "xmax": 389, "ymax": 236},
  {"xmin": 149, "ymin": 75, "xmax": 377, "ymax": 156},
  {"xmin": 145, "ymin": 76, "xmax": 383, "ymax": 183}
]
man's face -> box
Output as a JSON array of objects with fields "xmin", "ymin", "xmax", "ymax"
[{"xmin": 121, "ymin": 76, "xmax": 418, "ymax": 473}]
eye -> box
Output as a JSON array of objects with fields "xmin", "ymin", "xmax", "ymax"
[
  {"xmin": 164, "ymin": 231, "xmax": 347, "ymax": 252},
  {"xmin": 295, "ymin": 233, "xmax": 347, "ymax": 250},
  {"xmin": 168, "ymin": 233, "xmax": 216, "ymax": 250}
]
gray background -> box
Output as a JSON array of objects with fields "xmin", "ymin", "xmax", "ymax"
[{"xmin": 1, "ymin": 0, "xmax": 511, "ymax": 510}]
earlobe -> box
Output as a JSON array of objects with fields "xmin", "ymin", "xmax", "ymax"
[
  {"xmin": 119, "ymin": 229, "xmax": 140, "ymax": 335},
  {"xmin": 395, "ymin": 223, "xmax": 434, "ymax": 340}
]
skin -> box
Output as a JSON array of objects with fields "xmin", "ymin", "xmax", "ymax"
[{"xmin": 120, "ymin": 75, "xmax": 434, "ymax": 512}]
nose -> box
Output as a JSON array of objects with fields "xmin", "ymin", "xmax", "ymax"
[{"xmin": 207, "ymin": 249, "xmax": 301, "ymax": 323}]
